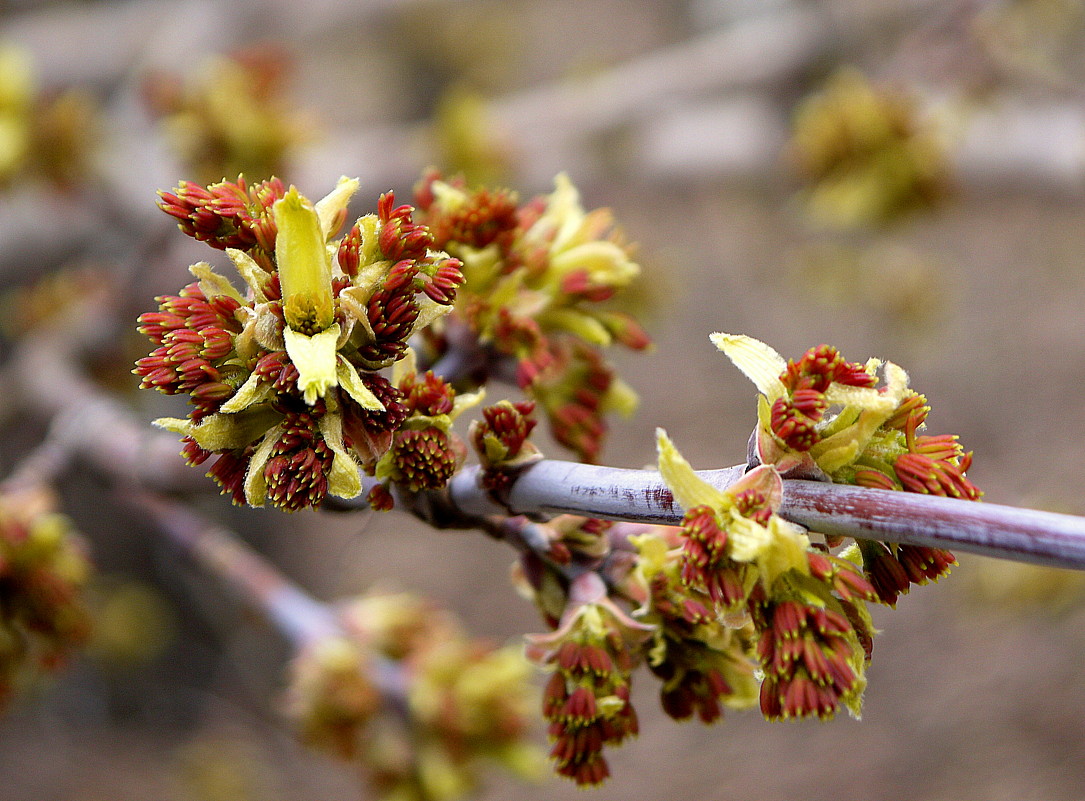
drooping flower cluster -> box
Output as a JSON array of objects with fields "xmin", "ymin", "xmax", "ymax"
[
  {"xmin": 716, "ymin": 333, "xmax": 979, "ymax": 605},
  {"xmin": 0, "ymin": 487, "xmax": 92, "ymax": 709},
  {"xmin": 136, "ymin": 176, "xmax": 464, "ymax": 510},
  {"xmin": 142, "ymin": 49, "xmax": 309, "ymax": 183},
  {"xmin": 525, "ymin": 572, "xmax": 651, "ymax": 786},
  {"xmin": 414, "ymin": 170, "xmax": 649, "ymax": 462},
  {"xmin": 287, "ymin": 592, "xmax": 539, "ymax": 801},
  {"xmin": 627, "ymin": 527, "xmax": 759, "ymax": 724},
  {"xmin": 788, "ymin": 68, "xmax": 949, "ymax": 229},
  {"xmin": 654, "ymin": 429, "xmax": 876, "ymax": 721}
]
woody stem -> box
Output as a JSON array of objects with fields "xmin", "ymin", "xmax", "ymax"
[{"xmin": 445, "ymin": 461, "xmax": 1085, "ymax": 570}]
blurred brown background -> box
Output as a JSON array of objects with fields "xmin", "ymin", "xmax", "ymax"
[{"xmin": 3, "ymin": 0, "xmax": 1085, "ymax": 799}]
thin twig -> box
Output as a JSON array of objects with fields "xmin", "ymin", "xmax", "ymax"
[{"xmin": 129, "ymin": 490, "xmax": 342, "ymax": 649}]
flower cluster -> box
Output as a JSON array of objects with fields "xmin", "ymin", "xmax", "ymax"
[
  {"xmin": 367, "ymin": 355, "xmax": 481, "ymax": 508},
  {"xmin": 469, "ymin": 399, "xmax": 542, "ymax": 499},
  {"xmin": 0, "ymin": 43, "xmax": 98, "ymax": 190},
  {"xmin": 287, "ymin": 592, "xmax": 539, "ymax": 801},
  {"xmin": 142, "ymin": 49, "xmax": 308, "ymax": 183},
  {"xmin": 627, "ymin": 527, "xmax": 759, "ymax": 724},
  {"xmin": 716, "ymin": 333, "xmax": 978, "ymax": 604},
  {"xmin": 654, "ymin": 429, "xmax": 876, "ymax": 721},
  {"xmin": 0, "ymin": 487, "xmax": 91, "ymax": 709},
  {"xmin": 525, "ymin": 573, "xmax": 651, "ymax": 786},
  {"xmin": 136, "ymin": 176, "xmax": 464, "ymax": 510},
  {"xmin": 788, "ymin": 68, "xmax": 948, "ymax": 229},
  {"xmin": 414, "ymin": 171, "xmax": 649, "ymax": 462}
]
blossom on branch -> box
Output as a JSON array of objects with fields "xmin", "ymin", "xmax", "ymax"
[
  {"xmin": 715, "ymin": 333, "xmax": 978, "ymax": 605},
  {"xmin": 0, "ymin": 487, "xmax": 91, "ymax": 708},
  {"xmin": 137, "ymin": 177, "xmax": 464, "ymax": 510},
  {"xmin": 288, "ymin": 592, "xmax": 539, "ymax": 801},
  {"xmin": 415, "ymin": 171, "xmax": 649, "ymax": 462}
]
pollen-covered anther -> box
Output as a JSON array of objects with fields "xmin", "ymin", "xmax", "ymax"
[
  {"xmin": 365, "ymin": 484, "xmax": 394, "ymax": 512},
  {"xmin": 894, "ymin": 451, "xmax": 981, "ymax": 500},
  {"xmin": 254, "ymin": 350, "xmax": 300, "ymax": 392},
  {"xmin": 755, "ymin": 596, "xmax": 864, "ymax": 722},
  {"xmin": 806, "ymin": 551, "xmax": 878, "ymax": 602},
  {"xmin": 895, "ymin": 544, "xmax": 956, "ymax": 584},
  {"xmin": 376, "ymin": 192, "xmax": 433, "ymax": 262},
  {"xmin": 859, "ymin": 541, "xmax": 912, "ymax": 607}
]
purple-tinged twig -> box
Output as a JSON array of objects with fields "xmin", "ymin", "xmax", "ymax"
[
  {"xmin": 129, "ymin": 490, "xmax": 342, "ymax": 649},
  {"xmin": 127, "ymin": 490, "xmax": 408, "ymax": 700},
  {"xmin": 445, "ymin": 461, "xmax": 1085, "ymax": 570}
]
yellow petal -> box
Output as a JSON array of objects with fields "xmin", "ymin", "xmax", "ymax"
[
  {"xmin": 154, "ymin": 410, "xmax": 278, "ymax": 451},
  {"xmin": 313, "ymin": 176, "xmax": 360, "ymax": 239},
  {"xmin": 450, "ymin": 388, "xmax": 485, "ymax": 420},
  {"xmin": 284, "ymin": 324, "xmax": 341, "ymax": 405},
  {"xmin": 274, "ymin": 187, "xmax": 334, "ymax": 332},
  {"xmin": 319, "ymin": 413, "xmax": 362, "ymax": 499},
  {"xmin": 755, "ymin": 517, "xmax": 811, "ymax": 588},
  {"xmin": 549, "ymin": 240, "xmax": 638, "ymax": 286},
  {"xmin": 537, "ymin": 307, "xmax": 612, "ymax": 347},
  {"xmin": 602, "ymin": 377, "xmax": 639, "ymax": 418},
  {"xmin": 725, "ymin": 515, "xmax": 771, "ymax": 563},
  {"xmin": 711, "ymin": 333, "xmax": 787, "ymax": 401},
  {"xmin": 189, "ymin": 262, "xmax": 243, "ymax": 303},
  {"xmin": 242, "ymin": 425, "xmax": 282, "ymax": 507},
  {"xmin": 218, "ymin": 369, "xmax": 274, "ymax": 414},
  {"xmin": 336, "ymin": 358, "xmax": 385, "ymax": 411},
  {"xmin": 655, "ymin": 428, "xmax": 730, "ymax": 513},
  {"xmin": 226, "ymin": 248, "xmax": 270, "ymax": 302},
  {"xmin": 411, "ymin": 293, "xmax": 454, "ymax": 335}
]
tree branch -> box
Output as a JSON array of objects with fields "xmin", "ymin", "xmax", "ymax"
[{"xmin": 444, "ymin": 460, "xmax": 1085, "ymax": 570}]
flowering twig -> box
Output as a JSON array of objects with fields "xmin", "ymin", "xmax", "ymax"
[
  {"xmin": 440, "ymin": 460, "xmax": 1085, "ymax": 570},
  {"xmin": 129, "ymin": 490, "xmax": 344, "ymax": 649}
]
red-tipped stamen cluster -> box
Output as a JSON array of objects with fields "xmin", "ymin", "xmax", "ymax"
[
  {"xmin": 414, "ymin": 171, "xmax": 648, "ymax": 463},
  {"xmin": 0, "ymin": 492, "xmax": 92, "ymax": 710},
  {"xmin": 753, "ymin": 596, "xmax": 864, "ymax": 721},
  {"xmin": 849, "ymin": 393, "xmax": 974, "ymax": 599},
  {"xmin": 527, "ymin": 341, "xmax": 619, "ymax": 464},
  {"xmin": 414, "ymin": 170, "xmax": 520, "ymax": 253},
  {"xmin": 359, "ymin": 261, "xmax": 422, "ymax": 365},
  {"xmin": 858, "ymin": 539, "xmax": 956, "ymax": 607},
  {"xmin": 158, "ymin": 176, "xmax": 285, "ymax": 271},
  {"xmin": 805, "ymin": 550, "xmax": 878, "ymax": 607},
  {"xmin": 377, "ymin": 192, "xmax": 433, "ymax": 262},
  {"xmin": 263, "ymin": 405, "xmax": 337, "ymax": 511},
  {"xmin": 135, "ymin": 281, "xmax": 244, "ymax": 415},
  {"xmin": 541, "ymin": 628, "xmax": 639, "ymax": 786},
  {"xmin": 477, "ymin": 400, "xmax": 537, "ymax": 459},
  {"xmin": 399, "ymin": 370, "xmax": 455, "ymax": 417},
  {"xmin": 373, "ymin": 370, "xmax": 462, "ymax": 498},
  {"xmin": 892, "ymin": 396, "xmax": 981, "ymax": 501},
  {"xmin": 678, "ymin": 506, "xmax": 747, "ymax": 610},
  {"xmin": 386, "ymin": 428, "xmax": 459, "ymax": 493},
  {"xmin": 643, "ymin": 569, "xmax": 749, "ymax": 725},
  {"xmin": 139, "ymin": 178, "xmax": 465, "ymax": 511},
  {"xmin": 770, "ymin": 345, "xmax": 875, "ymax": 452},
  {"xmin": 471, "ymin": 400, "xmax": 539, "ymax": 495}
]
